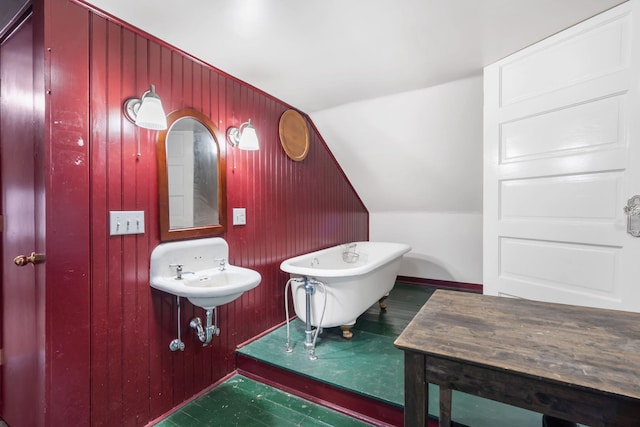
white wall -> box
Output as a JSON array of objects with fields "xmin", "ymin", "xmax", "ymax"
[
  {"xmin": 371, "ymin": 211, "xmax": 482, "ymax": 283},
  {"xmin": 311, "ymin": 75, "xmax": 483, "ymax": 284}
]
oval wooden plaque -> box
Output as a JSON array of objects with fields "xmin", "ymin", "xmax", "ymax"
[{"xmin": 279, "ymin": 109, "xmax": 309, "ymax": 161}]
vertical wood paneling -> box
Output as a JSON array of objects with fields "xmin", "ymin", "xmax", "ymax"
[
  {"xmin": 146, "ymin": 39, "xmax": 165, "ymax": 421},
  {"xmin": 105, "ymin": 21, "xmax": 124, "ymax": 426},
  {"xmin": 157, "ymin": 44, "xmax": 175, "ymax": 417},
  {"xmin": 89, "ymin": 12, "xmax": 110, "ymax": 426},
  {"xmin": 133, "ymin": 33, "xmax": 152, "ymax": 426},
  {"xmin": 46, "ymin": 3, "xmax": 373, "ymax": 425},
  {"xmin": 121, "ymin": 28, "xmax": 139, "ymax": 427},
  {"xmin": 45, "ymin": 0, "xmax": 92, "ymax": 425}
]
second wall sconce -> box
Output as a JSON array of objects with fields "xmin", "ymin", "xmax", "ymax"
[
  {"xmin": 226, "ymin": 119, "xmax": 260, "ymax": 151},
  {"xmin": 123, "ymin": 84, "xmax": 167, "ymax": 130}
]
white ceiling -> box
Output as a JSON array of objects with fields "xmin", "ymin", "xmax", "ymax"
[
  {"xmin": 82, "ymin": 0, "xmax": 625, "ymax": 113},
  {"xmin": 2, "ymin": 0, "xmax": 629, "ymax": 215}
]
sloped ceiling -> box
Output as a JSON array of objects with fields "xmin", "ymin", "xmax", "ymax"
[
  {"xmin": 4, "ymin": 0, "xmax": 626, "ymax": 214},
  {"xmin": 81, "ymin": 0, "xmax": 625, "ymax": 113},
  {"xmin": 79, "ymin": 0, "xmax": 627, "ymax": 214},
  {"xmin": 0, "ymin": 0, "xmax": 29, "ymax": 34}
]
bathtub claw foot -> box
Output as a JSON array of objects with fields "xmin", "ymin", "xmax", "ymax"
[
  {"xmin": 340, "ymin": 325, "xmax": 354, "ymax": 340},
  {"xmin": 379, "ymin": 295, "xmax": 388, "ymax": 310}
]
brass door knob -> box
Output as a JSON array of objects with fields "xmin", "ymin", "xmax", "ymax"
[{"xmin": 14, "ymin": 252, "xmax": 46, "ymax": 266}]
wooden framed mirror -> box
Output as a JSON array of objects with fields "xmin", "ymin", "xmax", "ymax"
[{"xmin": 157, "ymin": 108, "xmax": 227, "ymax": 241}]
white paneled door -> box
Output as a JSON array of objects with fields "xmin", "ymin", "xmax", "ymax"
[{"xmin": 484, "ymin": 1, "xmax": 640, "ymax": 311}]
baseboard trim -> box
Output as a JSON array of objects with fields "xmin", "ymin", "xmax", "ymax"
[{"xmin": 397, "ymin": 276, "xmax": 482, "ymax": 293}]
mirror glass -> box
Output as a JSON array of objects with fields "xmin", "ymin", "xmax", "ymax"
[{"xmin": 157, "ymin": 108, "xmax": 226, "ymax": 241}]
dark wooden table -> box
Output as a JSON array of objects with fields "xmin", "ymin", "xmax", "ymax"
[{"xmin": 394, "ymin": 290, "xmax": 640, "ymax": 427}]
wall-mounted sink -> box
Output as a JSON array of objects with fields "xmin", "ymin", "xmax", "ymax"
[{"xmin": 150, "ymin": 237, "xmax": 261, "ymax": 309}]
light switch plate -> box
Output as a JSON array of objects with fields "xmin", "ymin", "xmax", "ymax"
[
  {"xmin": 233, "ymin": 208, "xmax": 246, "ymax": 225},
  {"xmin": 110, "ymin": 211, "xmax": 145, "ymax": 235}
]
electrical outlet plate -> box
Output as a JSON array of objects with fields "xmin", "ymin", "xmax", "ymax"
[
  {"xmin": 110, "ymin": 211, "xmax": 145, "ymax": 235},
  {"xmin": 233, "ymin": 208, "xmax": 246, "ymax": 225}
]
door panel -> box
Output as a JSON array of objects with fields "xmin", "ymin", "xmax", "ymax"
[
  {"xmin": 499, "ymin": 11, "xmax": 630, "ymax": 106},
  {"xmin": 484, "ymin": 3, "xmax": 640, "ymax": 311},
  {"xmin": 0, "ymin": 13, "xmax": 39, "ymax": 426}
]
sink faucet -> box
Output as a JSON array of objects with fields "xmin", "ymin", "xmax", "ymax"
[
  {"xmin": 169, "ymin": 263, "xmax": 194, "ymax": 280},
  {"xmin": 214, "ymin": 258, "xmax": 226, "ymax": 271}
]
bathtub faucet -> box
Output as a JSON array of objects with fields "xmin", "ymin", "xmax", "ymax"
[{"xmin": 342, "ymin": 243, "xmax": 359, "ymax": 263}]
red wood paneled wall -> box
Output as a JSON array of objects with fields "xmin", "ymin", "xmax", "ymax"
[
  {"xmin": 45, "ymin": 0, "xmax": 92, "ymax": 425},
  {"xmin": 44, "ymin": 1, "xmax": 368, "ymax": 425}
]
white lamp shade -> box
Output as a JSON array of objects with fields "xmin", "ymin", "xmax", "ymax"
[
  {"xmin": 239, "ymin": 126, "xmax": 259, "ymax": 150},
  {"xmin": 135, "ymin": 96, "xmax": 167, "ymax": 130}
]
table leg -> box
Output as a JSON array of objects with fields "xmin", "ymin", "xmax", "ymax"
[
  {"xmin": 439, "ymin": 386, "xmax": 452, "ymax": 427},
  {"xmin": 404, "ymin": 352, "xmax": 428, "ymax": 427}
]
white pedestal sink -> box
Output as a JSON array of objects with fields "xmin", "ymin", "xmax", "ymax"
[{"xmin": 150, "ymin": 237, "xmax": 261, "ymax": 309}]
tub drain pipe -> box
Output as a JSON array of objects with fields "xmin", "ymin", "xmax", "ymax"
[
  {"xmin": 303, "ymin": 277, "xmax": 316, "ymax": 350},
  {"xmin": 283, "ymin": 277, "xmax": 327, "ymax": 360},
  {"xmin": 284, "ymin": 278, "xmax": 302, "ymax": 353},
  {"xmin": 307, "ymin": 279, "xmax": 327, "ymax": 361}
]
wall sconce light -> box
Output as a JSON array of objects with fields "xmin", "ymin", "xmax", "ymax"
[
  {"xmin": 123, "ymin": 84, "xmax": 167, "ymax": 130},
  {"xmin": 226, "ymin": 119, "xmax": 260, "ymax": 151}
]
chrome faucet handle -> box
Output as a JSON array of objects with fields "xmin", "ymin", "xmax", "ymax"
[
  {"xmin": 169, "ymin": 263, "xmax": 185, "ymax": 279},
  {"xmin": 169, "ymin": 263, "xmax": 183, "ymax": 271},
  {"xmin": 214, "ymin": 257, "xmax": 226, "ymax": 271}
]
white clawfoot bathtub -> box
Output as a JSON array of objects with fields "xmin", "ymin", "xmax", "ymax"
[{"xmin": 280, "ymin": 241, "xmax": 411, "ymax": 339}]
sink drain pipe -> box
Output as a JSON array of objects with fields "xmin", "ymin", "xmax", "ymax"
[{"xmin": 190, "ymin": 307, "xmax": 220, "ymax": 346}]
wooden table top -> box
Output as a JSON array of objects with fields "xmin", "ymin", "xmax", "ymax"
[{"xmin": 394, "ymin": 290, "xmax": 640, "ymax": 400}]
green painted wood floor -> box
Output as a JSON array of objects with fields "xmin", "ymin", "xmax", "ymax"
[
  {"xmin": 155, "ymin": 283, "xmax": 548, "ymax": 427},
  {"xmin": 153, "ymin": 375, "xmax": 369, "ymax": 427}
]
